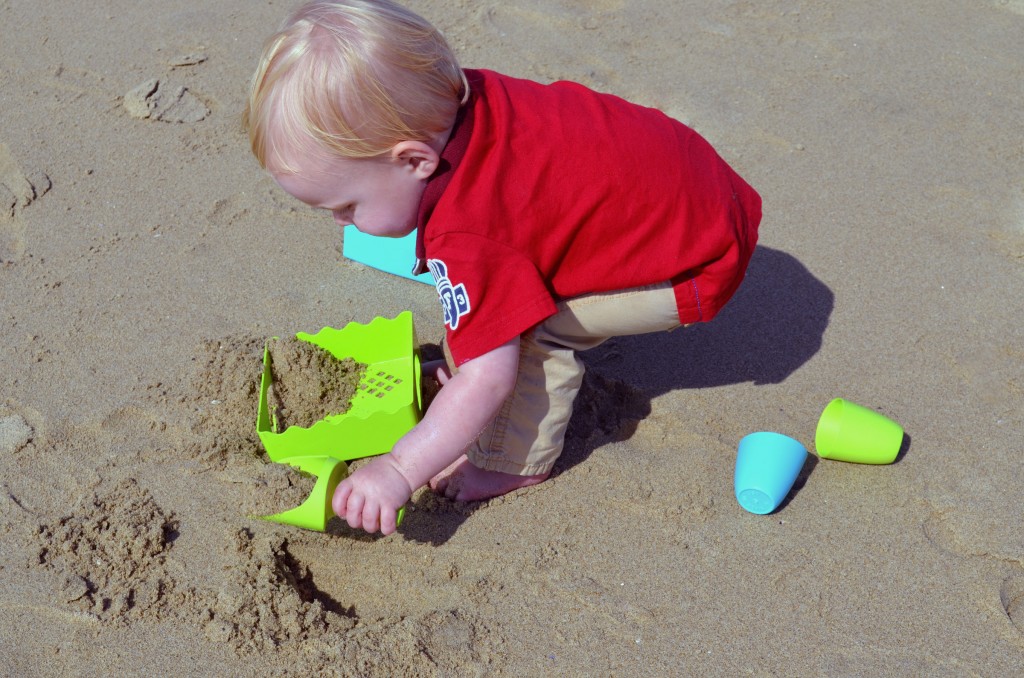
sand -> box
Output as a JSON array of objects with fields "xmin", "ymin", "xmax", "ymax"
[
  {"xmin": 266, "ymin": 336, "xmax": 363, "ymax": 431},
  {"xmin": 1, "ymin": 0, "xmax": 1022, "ymax": 675}
]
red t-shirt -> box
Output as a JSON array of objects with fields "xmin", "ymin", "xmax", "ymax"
[{"xmin": 417, "ymin": 69, "xmax": 761, "ymax": 366}]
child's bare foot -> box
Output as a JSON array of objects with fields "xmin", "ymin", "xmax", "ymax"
[
  {"xmin": 428, "ymin": 455, "xmax": 550, "ymax": 501},
  {"xmin": 421, "ymin": 359, "xmax": 453, "ymax": 385}
]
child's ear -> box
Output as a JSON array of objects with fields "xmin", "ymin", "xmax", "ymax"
[{"xmin": 390, "ymin": 141, "xmax": 439, "ymax": 179}]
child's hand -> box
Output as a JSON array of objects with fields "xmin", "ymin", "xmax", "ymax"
[
  {"xmin": 332, "ymin": 455, "xmax": 413, "ymax": 535},
  {"xmin": 331, "ymin": 337, "xmax": 520, "ymax": 535}
]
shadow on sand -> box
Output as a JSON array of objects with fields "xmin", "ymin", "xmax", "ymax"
[{"xmin": 404, "ymin": 246, "xmax": 834, "ymax": 543}]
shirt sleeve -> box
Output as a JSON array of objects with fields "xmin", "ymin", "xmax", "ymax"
[{"xmin": 426, "ymin": 231, "xmax": 557, "ymax": 365}]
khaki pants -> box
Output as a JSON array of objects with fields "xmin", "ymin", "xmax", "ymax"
[{"xmin": 445, "ymin": 281, "xmax": 682, "ymax": 475}]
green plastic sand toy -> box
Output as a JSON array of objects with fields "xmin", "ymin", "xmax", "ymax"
[{"xmin": 255, "ymin": 312, "xmax": 421, "ymax": 531}]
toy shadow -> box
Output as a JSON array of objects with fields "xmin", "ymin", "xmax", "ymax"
[{"xmin": 404, "ymin": 246, "xmax": 833, "ymax": 543}]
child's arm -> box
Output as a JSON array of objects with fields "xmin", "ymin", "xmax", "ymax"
[{"xmin": 332, "ymin": 336, "xmax": 520, "ymax": 534}]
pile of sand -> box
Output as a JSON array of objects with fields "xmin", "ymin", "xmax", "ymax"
[
  {"xmin": 184, "ymin": 335, "xmax": 266, "ymax": 469},
  {"xmin": 181, "ymin": 335, "xmax": 362, "ymax": 516},
  {"xmin": 238, "ymin": 460, "xmax": 319, "ymax": 517},
  {"xmin": 266, "ymin": 337, "xmax": 364, "ymax": 431},
  {"xmin": 0, "ymin": 333, "xmax": 495, "ymax": 673},
  {"xmin": 201, "ymin": 528, "xmax": 350, "ymax": 652},
  {"xmin": 32, "ymin": 479, "xmax": 180, "ymax": 623}
]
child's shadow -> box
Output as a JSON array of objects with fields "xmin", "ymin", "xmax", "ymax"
[
  {"xmin": 589, "ymin": 246, "xmax": 833, "ymax": 390},
  {"xmin": 403, "ymin": 246, "xmax": 833, "ymax": 543},
  {"xmin": 560, "ymin": 245, "xmax": 834, "ymax": 470}
]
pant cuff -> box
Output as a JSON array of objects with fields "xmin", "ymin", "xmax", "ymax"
[{"xmin": 465, "ymin": 452, "xmax": 555, "ymax": 477}]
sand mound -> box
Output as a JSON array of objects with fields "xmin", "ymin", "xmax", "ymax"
[
  {"xmin": 33, "ymin": 479, "xmax": 179, "ymax": 623},
  {"xmin": 266, "ymin": 337, "xmax": 363, "ymax": 431},
  {"xmin": 185, "ymin": 335, "xmax": 365, "ymax": 465},
  {"xmin": 0, "ymin": 142, "xmax": 50, "ymax": 220},
  {"xmin": 184, "ymin": 335, "xmax": 265, "ymax": 468},
  {"xmin": 198, "ymin": 528, "xmax": 494, "ymax": 671},
  {"xmin": 238, "ymin": 461, "xmax": 319, "ymax": 517},
  {"xmin": 0, "ymin": 142, "xmax": 50, "ymax": 264},
  {"xmin": 184, "ymin": 335, "xmax": 362, "ymax": 515},
  {"xmin": 201, "ymin": 528, "xmax": 349, "ymax": 652},
  {"xmin": 567, "ymin": 367, "xmax": 649, "ymax": 442}
]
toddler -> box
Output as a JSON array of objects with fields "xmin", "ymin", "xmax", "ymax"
[{"xmin": 244, "ymin": 0, "xmax": 761, "ymax": 535}]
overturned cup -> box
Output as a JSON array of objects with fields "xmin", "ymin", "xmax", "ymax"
[
  {"xmin": 734, "ymin": 432, "xmax": 808, "ymax": 515},
  {"xmin": 815, "ymin": 398, "xmax": 904, "ymax": 465}
]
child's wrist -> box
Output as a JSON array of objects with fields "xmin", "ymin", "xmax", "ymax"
[{"xmin": 383, "ymin": 453, "xmax": 417, "ymax": 496}]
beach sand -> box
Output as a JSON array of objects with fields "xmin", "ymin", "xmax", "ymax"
[{"xmin": 1, "ymin": 0, "xmax": 1023, "ymax": 674}]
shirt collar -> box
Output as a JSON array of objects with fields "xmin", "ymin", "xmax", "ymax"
[{"xmin": 412, "ymin": 75, "xmax": 477, "ymax": 276}]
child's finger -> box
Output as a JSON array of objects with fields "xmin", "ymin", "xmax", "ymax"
[
  {"xmin": 344, "ymin": 493, "xmax": 365, "ymax": 529},
  {"xmin": 379, "ymin": 505, "xmax": 402, "ymax": 536},
  {"xmin": 332, "ymin": 480, "xmax": 352, "ymax": 518},
  {"xmin": 362, "ymin": 502, "xmax": 381, "ymax": 534}
]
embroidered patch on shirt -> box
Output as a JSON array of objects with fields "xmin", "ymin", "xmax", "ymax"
[{"xmin": 427, "ymin": 259, "xmax": 471, "ymax": 330}]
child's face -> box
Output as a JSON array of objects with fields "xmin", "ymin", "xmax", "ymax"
[{"xmin": 271, "ymin": 147, "xmax": 430, "ymax": 238}]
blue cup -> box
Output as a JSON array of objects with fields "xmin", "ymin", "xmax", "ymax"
[{"xmin": 734, "ymin": 432, "xmax": 808, "ymax": 514}]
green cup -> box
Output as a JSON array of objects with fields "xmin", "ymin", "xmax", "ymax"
[{"xmin": 815, "ymin": 398, "xmax": 904, "ymax": 464}]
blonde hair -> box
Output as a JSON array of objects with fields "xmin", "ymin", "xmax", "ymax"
[{"xmin": 243, "ymin": 0, "xmax": 467, "ymax": 171}]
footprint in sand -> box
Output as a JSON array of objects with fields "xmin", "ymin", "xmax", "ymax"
[
  {"xmin": 1001, "ymin": 571, "xmax": 1024, "ymax": 637},
  {"xmin": 123, "ymin": 78, "xmax": 209, "ymax": 123},
  {"xmin": 926, "ymin": 509, "xmax": 1024, "ymax": 641},
  {"xmin": 0, "ymin": 143, "xmax": 51, "ymax": 264}
]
